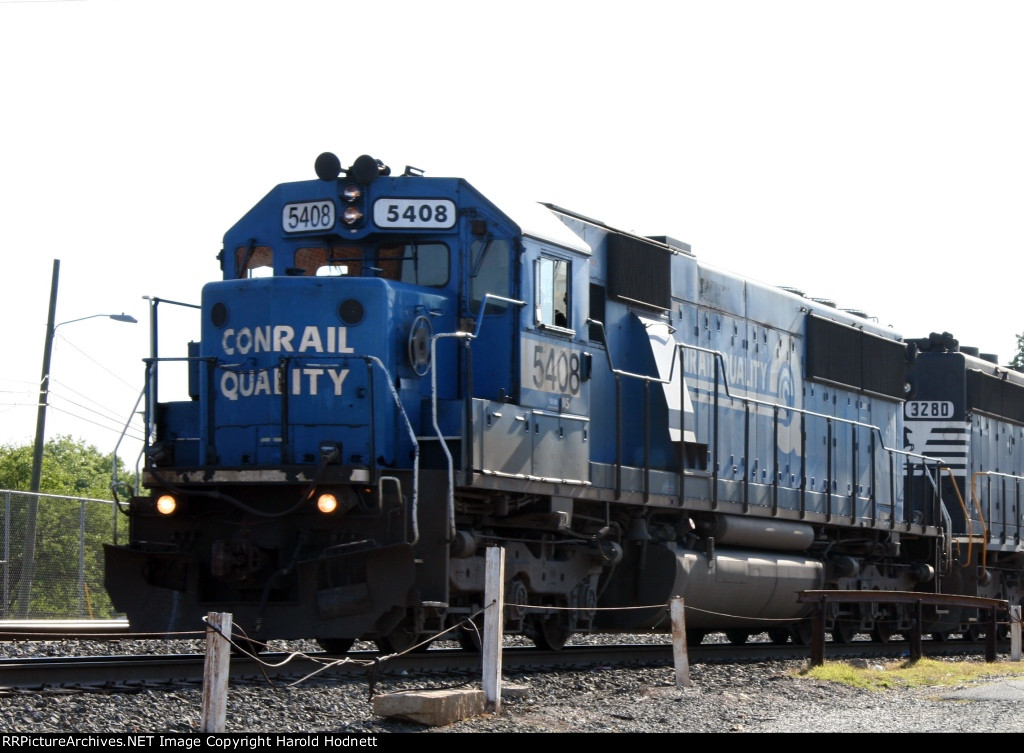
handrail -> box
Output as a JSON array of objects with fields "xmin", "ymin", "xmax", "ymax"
[
  {"xmin": 431, "ymin": 293, "xmax": 526, "ymax": 540},
  {"xmin": 680, "ymin": 341, "xmax": 922, "ymax": 462},
  {"xmin": 431, "ymin": 330, "xmax": 471, "ymax": 542},
  {"xmin": 968, "ymin": 470, "xmax": 1024, "ymax": 570},
  {"xmin": 585, "ymin": 321, "xmax": 952, "ymax": 523},
  {"xmin": 587, "ymin": 318, "xmax": 670, "ymax": 499},
  {"xmin": 676, "ymin": 341, "xmax": 952, "ymax": 527},
  {"xmin": 945, "ymin": 467, "xmax": 980, "ymax": 568}
]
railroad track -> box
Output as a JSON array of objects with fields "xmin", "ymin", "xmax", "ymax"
[{"xmin": 0, "ymin": 636, "xmax": 1008, "ymax": 693}]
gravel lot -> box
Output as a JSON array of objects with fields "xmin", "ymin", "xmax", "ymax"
[{"xmin": 2, "ymin": 638, "xmax": 1023, "ymax": 734}]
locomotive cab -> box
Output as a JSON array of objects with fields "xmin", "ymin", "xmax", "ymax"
[{"xmin": 106, "ymin": 153, "xmax": 604, "ymax": 649}]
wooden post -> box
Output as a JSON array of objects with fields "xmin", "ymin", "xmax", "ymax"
[
  {"xmin": 1011, "ymin": 605, "xmax": 1021, "ymax": 662},
  {"xmin": 909, "ymin": 600, "xmax": 922, "ymax": 661},
  {"xmin": 201, "ymin": 612, "xmax": 232, "ymax": 733},
  {"xmin": 482, "ymin": 546, "xmax": 505, "ymax": 713},
  {"xmin": 986, "ymin": 606, "xmax": 998, "ymax": 663},
  {"xmin": 670, "ymin": 597, "xmax": 691, "ymax": 688},
  {"xmin": 810, "ymin": 596, "xmax": 825, "ymax": 667}
]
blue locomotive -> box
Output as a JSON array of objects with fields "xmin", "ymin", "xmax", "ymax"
[{"xmin": 104, "ymin": 153, "xmax": 1024, "ymax": 650}]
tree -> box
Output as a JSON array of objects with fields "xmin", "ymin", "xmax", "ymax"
[
  {"xmin": 1010, "ymin": 332, "xmax": 1024, "ymax": 371},
  {"xmin": 0, "ymin": 436, "xmax": 132, "ymax": 618},
  {"xmin": 0, "ymin": 434, "xmax": 126, "ymax": 499}
]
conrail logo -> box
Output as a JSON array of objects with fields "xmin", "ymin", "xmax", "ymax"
[
  {"xmin": 221, "ymin": 325, "xmax": 355, "ymax": 355},
  {"xmin": 218, "ymin": 324, "xmax": 355, "ymax": 401}
]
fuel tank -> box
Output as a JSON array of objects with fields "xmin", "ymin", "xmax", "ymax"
[
  {"xmin": 670, "ymin": 545, "xmax": 824, "ymax": 629},
  {"xmin": 596, "ymin": 541, "xmax": 824, "ymax": 631}
]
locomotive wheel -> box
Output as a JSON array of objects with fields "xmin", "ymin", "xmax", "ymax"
[
  {"xmin": 686, "ymin": 629, "xmax": 707, "ymax": 646},
  {"xmin": 962, "ymin": 624, "xmax": 983, "ymax": 641},
  {"xmin": 831, "ymin": 621, "xmax": 859, "ymax": 644},
  {"xmin": 871, "ymin": 623, "xmax": 897, "ymax": 643},
  {"xmin": 377, "ymin": 627, "xmax": 433, "ymax": 654},
  {"xmin": 531, "ymin": 615, "xmax": 572, "ymax": 651},
  {"xmin": 316, "ymin": 638, "xmax": 355, "ymax": 654},
  {"xmin": 789, "ymin": 622, "xmax": 813, "ymax": 645},
  {"xmin": 375, "ymin": 612, "xmax": 433, "ymax": 654},
  {"xmin": 725, "ymin": 629, "xmax": 749, "ymax": 645},
  {"xmin": 457, "ymin": 617, "xmax": 483, "ymax": 651}
]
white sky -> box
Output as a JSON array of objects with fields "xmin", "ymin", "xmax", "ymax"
[{"xmin": 1, "ymin": 0, "xmax": 1022, "ymax": 469}]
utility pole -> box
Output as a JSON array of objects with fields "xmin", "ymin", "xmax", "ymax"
[
  {"xmin": 17, "ymin": 261, "xmax": 136, "ymax": 618},
  {"xmin": 18, "ymin": 259, "xmax": 60, "ymax": 617}
]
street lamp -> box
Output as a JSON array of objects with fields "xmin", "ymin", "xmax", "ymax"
[
  {"xmin": 28, "ymin": 312, "xmax": 138, "ymax": 493},
  {"xmin": 17, "ymin": 258, "xmax": 138, "ymax": 617}
]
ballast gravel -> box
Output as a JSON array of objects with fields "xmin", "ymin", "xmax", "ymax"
[{"xmin": 1, "ymin": 638, "xmax": 1023, "ymax": 734}]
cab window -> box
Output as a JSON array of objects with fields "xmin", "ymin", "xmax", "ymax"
[
  {"xmin": 377, "ymin": 242, "xmax": 449, "ymax": 286},
  {"xmin": 235, "ymin": 245, "xmax": 274, "ymax": 278},
  {"xmin": 470, "ymin": 239, "xmax": 511, "ymax": 314},
  {"xmin": 536, "ymin": 256, "xmax": 569, "ymax": 329},
  {"xmin": 295, "ymin": 246, "xmax": 364, "ymax": 277},
  {"xmin": 292, "ymin": 243, "xmax": 448, "ymax": 284}
]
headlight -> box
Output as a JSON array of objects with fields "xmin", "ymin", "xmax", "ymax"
[
  {"xmin": 316, "ymin": 493, "xmax": 339, "ymax": 515},
  {"xmin": 342, "ymin": 206, "xmax": 364, "ymax": 225},
  {"xmin": 155, "ymin": 494, "xmax": 178, "ymax": 515}
]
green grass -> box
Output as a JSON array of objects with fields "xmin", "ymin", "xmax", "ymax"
[{"xmin": 796, "ymin": 657, "xmax": 1024, "ymax": 691}]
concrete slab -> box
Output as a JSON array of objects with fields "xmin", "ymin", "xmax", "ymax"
[{"xmin": 373, "ymin": 688, "xmax": 486, "ymax": 727}]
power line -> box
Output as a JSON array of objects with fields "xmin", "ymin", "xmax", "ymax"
[
  {"xmin": 45, "ymin": 403, "xmax": 146, "ymax": 444},
  {"xmin": 45, "ymin": 386, "xmax": 144, "ymax": 439},
  {"xmin": 48, "ymin": 376, "xmax": 141, "ymax": 423},
  {"xmin": 53, "ymin": 331, "xmax": 142, "ymax": 391},
  {"xmin": 0, "ymin": 386, "xmax": 145, "ymax": 445}
]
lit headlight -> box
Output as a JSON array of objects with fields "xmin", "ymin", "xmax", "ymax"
[
  {"xmin": 342, "ymin": 206, "xmax": 364, "ymax": 225},
  {"xmin": 155, "ymin": 494, "xmax": 178, "ymax": 515},
  {"xmin": 316, "ymin": 493, "xmax": 339, "ymax": 515}
]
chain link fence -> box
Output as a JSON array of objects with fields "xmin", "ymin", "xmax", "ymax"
[{"xmin": 1, "ymin": 489, "xmax": 124, "ymax": 620}]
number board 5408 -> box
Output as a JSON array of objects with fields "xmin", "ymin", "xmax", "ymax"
[
  {"xmin": 373, "ymin": 198, "xmax": 456, "ymax": 229},
  {"xmin": 282, "ymin": 201, "xmax": 335, "ymax": 232},
  {"xmin": 523, "ymin": 341, "xmax": 584, "ymax": 397}
]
